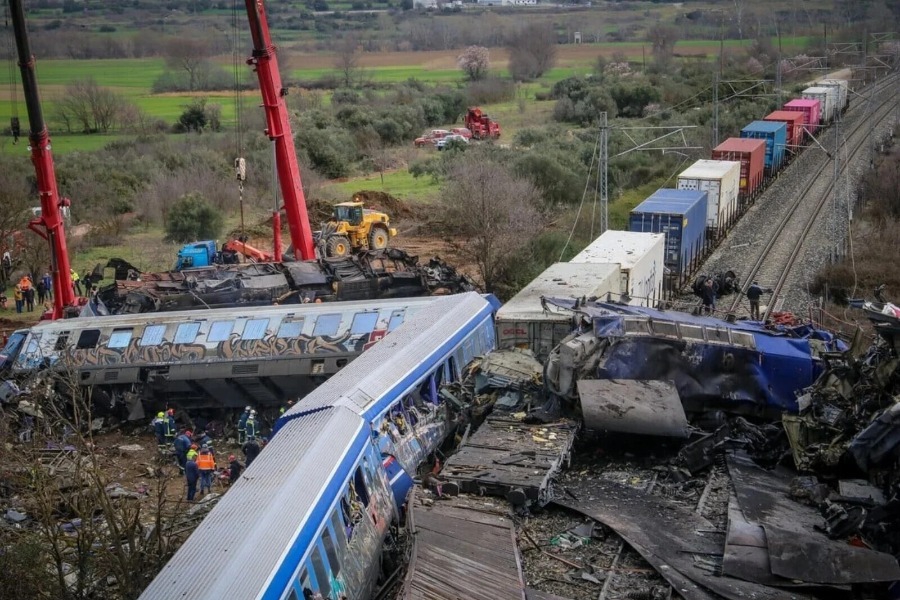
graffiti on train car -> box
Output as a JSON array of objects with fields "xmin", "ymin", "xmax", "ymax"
[{"xmin": 63, "ymin": 328, "xmax": 392, "ymax": 367}]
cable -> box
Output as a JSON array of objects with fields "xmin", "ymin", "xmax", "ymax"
[
  {"xmin": 232, "ymin": 0, "xmax": 245, "ymax": 238},
  {"xmin": 558, "ymin": 130, "xmax": 601, "ymax": 262}
]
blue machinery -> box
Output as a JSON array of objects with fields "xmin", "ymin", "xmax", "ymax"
[{"xmin": 139, "ymin": 292, "xmax": 499, "ymax": 600}]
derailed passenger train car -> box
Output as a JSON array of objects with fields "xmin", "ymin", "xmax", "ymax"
[
  {"xmin": 546, "ymin": 299, "xmax": 846, "ymax": 417},
  {"xmin": 6, "ymin": 297, "xmax": 438, "ymax": 412},
  {"xmin": 138, "ymin": 292, "xmax": 499, "ymax": 600}
]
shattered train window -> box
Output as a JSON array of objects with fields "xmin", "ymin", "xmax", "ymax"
[
  {"xmin": 351, "ymin": 312, "xmax": 379, "ymax": 335},
  {"xmin": 139, "ymin": 325, "xmax": 166, "ymax": 346},
  {"xmin": 651, "ymin": 321, "xmax": 678, "ymax": 338},
  {"xmin": 76, "ymin": 329, "xmax": 101, "ymax": 349},
  {"xmin": 108, "ymin": 329, "xmax": 133, "ymax": 349},
  {"xmin": 208, "ymin": 321, "xmax": 234, "ymax": 343},
  {"xmin": 707, "ymin": 327, "xmax": 730, "ymax": 344},
  {"xmin": 624, "ymin": 319, "xmax": 651, "ymax": 335},
  {"xmin": 313, "ymin": 314, "xmax": 341, "ymax": 337},
  {"xmin": 321, "ymin": 525, "xmax": 342, "ymax": 577},
  {"xmin": 680, "ymin": 324, "xmax": 705, "ymax": 341},
  {"xmin": 242, "ymin": 319, "xmax": 269, "ymax": 340}
]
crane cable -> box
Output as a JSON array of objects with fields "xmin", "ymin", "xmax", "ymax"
[
  {"xmin": 232, "ymin": 0, "xmax": 246, "ymax": 239},
  {"xmin": 4, "ymin": 3, "xmax": 19, "ymax": 144}
]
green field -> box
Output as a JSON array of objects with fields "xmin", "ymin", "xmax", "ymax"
[{"xmin": 325, "ymin": 169, "xmax": 441, "ymax": 203}]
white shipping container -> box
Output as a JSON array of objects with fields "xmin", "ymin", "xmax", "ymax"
[
  {"xmin": 571, "ymin": 230, "xmax": 664, "ymax": 307},
  {"xmin": 676, "ymin": 159, "xmax": 740, "ymax": 231},
  {"xmin": 496, "ymin": 262, "xmax": 621, "ymax": 358},
  {"xmin": 802, "ymin": 86, "xmax": 836, "ymax": 124},
  {"xmin": 818, "ymin": 79, "xmax": 848, "ymax": 113}
]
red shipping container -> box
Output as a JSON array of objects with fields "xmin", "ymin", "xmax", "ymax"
[
  {"xmin": 764, "ymin": 110, "xmax": 804, "ymax": 152},
  {"xmin": 783, "ymin": 99, "xmax": 821, "ymax": 135},
  {"xmin": 711, "ymin": 138, "xmax": 766, "ymax": 200}
]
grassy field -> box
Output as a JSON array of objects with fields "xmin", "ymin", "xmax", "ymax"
[{"xmin": 325, "ymin": 169, "xmax": 441, "ymax": 203}]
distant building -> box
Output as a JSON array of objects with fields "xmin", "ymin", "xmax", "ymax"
[{"xmin": 477, "ymin": 0, "xmax": 537, "ymax": 5}]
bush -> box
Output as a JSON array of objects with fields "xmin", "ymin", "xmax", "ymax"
[
  {"xmin": 296, "ymin": 126, "xmax": 357, "ymax": 179},
  {"xmin": 466, "ymin": 77, "xmax": 515, "ymax": 105},
  {"xmin": 164, "ymin": 193, "xmax": 223, "ymax": 242}
]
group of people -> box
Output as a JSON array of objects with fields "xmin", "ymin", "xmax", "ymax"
[
  {"xmin": 7, "ymin": 273, "xmax": 53, "ymax": 313},
  {"xmin": 699, "ymin": 278, "xmax": 773, "ymax": 321}
]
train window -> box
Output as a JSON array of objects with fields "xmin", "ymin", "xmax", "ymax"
[
  {"xmin": 387, "ymin": 310, "xmax": 404, "ymax": 332},
  {"xmin": 299, "ymin": 568, "xmax": 311, "ymax": 593},
  {"xmin": 208, "ymin": 321, "xmax": 234, "ymax": 343},
  {"xmin": 309, "ymin": 547, "xmax": 329, "ymax": 598},
  {"xmin": 174, "ymin": 323, "xmax": 201, "ymax": 344},
  {"xmin": 76, "ymin": 329, "xmax": 101, "ymax": 349},
  {"xmin": 139, "ymin": 325, "xmax": 166, "ymax": 346},
  {"xmin": 313, "ymin": 314, "xmax": 341, "ymax": 337},
  {"xmin": 350, "ymin": 312, "xmax": 378, "ymax": 335},
  {"xmin": 108, "ymin": 329, "xmax": 133, "ymax": 349},
  {"xmin": 54, "ymin": 333, "xmax": 70, "ymax": 351},
  {"xmin": 321, "ymin": 525, "xmax": 342, "ymax": 577},
  {"xmin": 286, "ymin": 589, "xmax": 298, "ymax": 600},
  {"xmin": 707, "ymin": 327, "xmax": 729, "ymax": 344},
  {"xmin": 331, "ymin": 509, "xmax": 348, "ymax": 549},
  {"xmin": 277, "ymin": 319, "xmax": 304, "ymax": 338},
  {"xmin": 243, "ymin": 319, "xmax": 269, "ymax": 340},
  {"xmin": 353, "ymin": 467, "xmax": 370, "ymax": 507}
]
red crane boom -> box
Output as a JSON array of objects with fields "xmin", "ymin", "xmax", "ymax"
[
  {"xmin": 9, "ymin": 0, "xmax": 76, "ymax": 319},
  {"xmin": 243, "ymin": 0, "xmax": 315, "ymax": 261}
]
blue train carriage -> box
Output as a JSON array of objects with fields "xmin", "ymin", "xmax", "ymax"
[
  {"xmin": 629, "ymin": 188, "xmax": 708, "ymax": 288},
  {"xmin": 740, "ymin": 120, "xmax": 788, "ymax": 175},
  {"xmin": 5, "ymin": 297, "xmax": 438, "ymax": 412},
  {"xmin": 138, "ymin": 292, "xmax": 499, "ymax": 600}
]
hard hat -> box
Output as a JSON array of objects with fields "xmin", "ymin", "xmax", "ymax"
[
  {"xmin": 190, "ymin": 444, "xmax": 198, "ymax": 450},
  {"xmin": 287, "ymin": 400, "xmax": 295, "ymax": 406},
  {"xmin": 202, "ymin": 442, "xmax": 209, "ymax": 448},
  {"xmin": 250, "ymin": 410, "xmax": 257, "ymax": 416},
  {"xmin": 185, "ymin": 430, "xmax": 193, "ymax": 437},
  {"xmin": 245, "ymin": 405, "xmax": 251, "ymax": 411},
  {"xmin": 229, "ymin": 455, "xmax": 236, "ymax": 461},
  {"xmin": 167, "ymin": 408, "xmax": 174, "ymax": 415},
  {"xmin": 157, "ymin": 411, "xmax": 164, "ymax": 418}
]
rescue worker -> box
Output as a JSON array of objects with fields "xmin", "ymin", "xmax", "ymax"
[
  {"xmin": 184, "ymin": 456, "xmax": 200, "ymax": 502},
  {"xmin": 13, "ymin": 285, "xmax": 22, "ymax": 314},
  {"xmin": 165, "ymin": 408, "xmax": 177, "ymax": 446},
  {"xmin": 186, "ymin": 443, "xmax": 199, "ymax": 463},
  {"xmin": 245, "ymin": 410, "xmax": 258, "ymax": 442},
  {"xmin": 71, "ymin": 268, "xmax": 83, "ymax": 296},
  {"xmin": 279, "ymin": 400, "xmax": 295, "ymax": 416},
  {"xmin": 242, "ymin": 437, "xmax": 261, "ymax": 467},
  {"xmin": 151, "ymin": 411, "xmax": 167, "ymax": 450},
  {"xmin": 173, "ymin": 430, "xmax": 193, "ymax": 470},
  {"xmin": 42, "ymin": 272, "xmax": 52, "ymax": 300},
  {"xmin": 228, "ymin": 454, "xmax": 243, "ymax": 484},
  {"xmin": 237, "ymin": 406, "xmax": 251, "ymax": 444},
  {"xmin": 194, "ymin": 430, "xmax": 213, "ymax": 450},
  {"xmin": 701, "ymin": 278, "xmax": 716, "ymax": 315},
  {"xmin": 746, "ymin": 281, "xmax": 773, "ymax": 321},
  {"xmin": 197, "ymin": 444, "xmax": 216, "ymax": 495}
]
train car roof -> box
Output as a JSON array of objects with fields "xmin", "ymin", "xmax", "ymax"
[
  {"xmin": 26, "ymin": 296, "xmax": 440, "ymax": 332},
  {"xmin": 139, "ymin": 406, "xmax": 366, "ymax": 600},
  {"xmin": 281, "ymin": 292, "xmax": 495, "ymax": 424}
]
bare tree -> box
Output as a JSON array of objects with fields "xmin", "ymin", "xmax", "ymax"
[
  {"xmin": 53, "ymin": 78, "xmax": 128, "ymax": 134},
  {"xmin": 0, "ymin": 156, "xmax": 33, "ymax": 285},
  {"xmin": 334, "ymin": 37, "xmax": 362, "ymax": 88},
  {"xmin": 647, "ymin": 25, "xmax": 679, "ymax": 67},
  {"xmin": 440, "ymin": 154, "xmax": 544, "ymax": 293},
  {"xmin": 457, "ymin": 45, "xmax": 490, "ymax": 81},
  {"xmin": 506, "ymin": 23, "xmax": 557, "ymax": 82},
  {"xmin": 164, "ymin": 37, "xmax": 213, "ymax": 92}
]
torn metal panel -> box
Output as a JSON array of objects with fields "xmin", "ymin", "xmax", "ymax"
[
  {"xmin": 838, "ymin": 479, "xmax": 886, "ymax": 505},
  {"xmin": 849, "ymin": 402, "xmax": 900, "ymax": 471},
  {"xmin": 577, "ymin": 379, "xmax": 689, "ymax": 437},
  {"xmin": 727, "ymin": 453, "xmax": 900, "ymax": 584},
  {"xmin": 555, "ymin": 478, "xmax": 813, "ymax": 600}
]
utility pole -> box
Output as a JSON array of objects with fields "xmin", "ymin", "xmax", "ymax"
[
  {"xmin": 599, "ymin": 112, "xmax": 609, "ymax": 234},
  {"xmin": 713, "ymin": 71, "xmax": 719, "ymax": 148}
]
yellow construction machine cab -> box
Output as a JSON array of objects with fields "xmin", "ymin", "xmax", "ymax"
[{"xmin": 323, "ymin": 201, "xmax": 397, "ymax": 257}]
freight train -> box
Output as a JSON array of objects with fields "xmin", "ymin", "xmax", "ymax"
[{"xmin": 627, "ymin": 76, "xmax": 851, "ymax": 289}]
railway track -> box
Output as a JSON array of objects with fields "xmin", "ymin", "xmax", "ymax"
[{"xmin": 725, "ymin": 73, "xmax": 899, "ymax": 318}]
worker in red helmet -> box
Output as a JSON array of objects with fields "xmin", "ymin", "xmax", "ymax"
[
  {"xmin": 228, "ymin": 454, "xmax": 243, "ymax": 485},
  {"xmin": 165, "ymin": 408, "xmax": 177, "ymax": 446}
]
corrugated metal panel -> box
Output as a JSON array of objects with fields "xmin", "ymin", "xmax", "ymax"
[
  {"xmin": 676, "ymin": 160, "xmax": 740, "ymax": 230},
  {"xmin": 287, "ymin": 293, "xmax": 493, "ymax": 418},
  {"xmin": 677, "ymin": 159, "xmax": 738, "ymax": 180},
  {"xmin": 818, "ymin": 79, "xmax": 848, "ymax": 112},
  {"xmin": 740, "ymin": 120, "xmax": 787, "ymax": 172},
  {"xmin": 498, "ymin": 262, "xmax": 620, "ymax": 321},
  {"xmin": 802, "ymin": 86, "xmax": 836, "ymax": 123},
  {"xmin": 764, "ymin": 110, "xmax": 804, "ymax": 150},
  {"xmin": 139, "ymin": 407, "xmax": 365, "ymax": 600},
  {"xmin": 711, "ymin": 138, "xmax": 766, "ymax": 199}
]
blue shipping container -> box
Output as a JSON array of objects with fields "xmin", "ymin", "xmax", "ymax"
[
  {"xmin": 740, "ymin": 121, "xmax": 787, "ymax": 173},
  {"xmin": 629, "ymin": 188, "xmax": 708, "ymax": 276}
]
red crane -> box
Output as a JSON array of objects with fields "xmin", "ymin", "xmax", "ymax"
[
  {"xmin": 243, "ymin": 0, "xmax": 315, "ymax": 261},
  {"xmin": 9, "ymin": 0, "xmax": 76, "ymax": 319}
]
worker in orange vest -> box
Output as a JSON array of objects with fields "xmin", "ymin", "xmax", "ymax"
[{"xmin": 197, "ymin": 444, "xmax": 216, "ymax": 495}]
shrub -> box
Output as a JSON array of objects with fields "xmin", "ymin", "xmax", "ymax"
[
  {"xmin": 164, "ymin": 193, "xmax": 223, "ymax": 242},
  {"xmin": 466, "ymin": 77, "xmax": 515, "ymax": 105}
]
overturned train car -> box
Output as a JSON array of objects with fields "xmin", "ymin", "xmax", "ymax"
[
  {"xmin": 92, "ymin": 249, "xmax": 475, "ymax": 315},
  {"xmin": 5, "ymin": 297, "xmax": 440, "ymax": 415},
  {"xmin": 545, "ymin": 300, "xmax": 846, "ymax": 417}
]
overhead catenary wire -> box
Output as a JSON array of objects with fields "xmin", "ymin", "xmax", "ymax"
[{"xmin": 558, "ymin": 128, "xmax": 601, "ymax": 262}]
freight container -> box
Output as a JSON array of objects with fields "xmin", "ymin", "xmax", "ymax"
[
  {"xmin": 783, "ymin": 98, "xmax": 820, "ymax": 135},
  {"xmin": 802, "ymin": 86, "xmax": 836, "ymax": 124},
  {"xmin": 764, "ymin": 110, "xmax": 805, "ymax": 152},
  {"xmin": 629, "ymin": 189, "xmax": 708, "ymax": 278},
  {"xmin": 676, "ymin": 159, "xmax": 741, "ymax": 233},
  {"xmin": 818, "ymin": 79, "xmax": 849, "ymax": 114},
  {"xmin": 711, "ymin": 138, "xmax": 766, "ymax": 202},
  {"xmin": 496, "ymin": 262, "xmax": 620, "ymax": 359},
  {"xmin": 740, "ymin": 121, "xmax": 787, "ymax": 173},
  {"xmin": 571, "ymin": 230, "xmax": 665, "ymax": 307}
]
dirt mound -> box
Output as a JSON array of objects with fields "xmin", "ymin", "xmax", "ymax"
[{"xmin": 350, "ymin": 190, "xmax": 416, "ymax": 219}]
